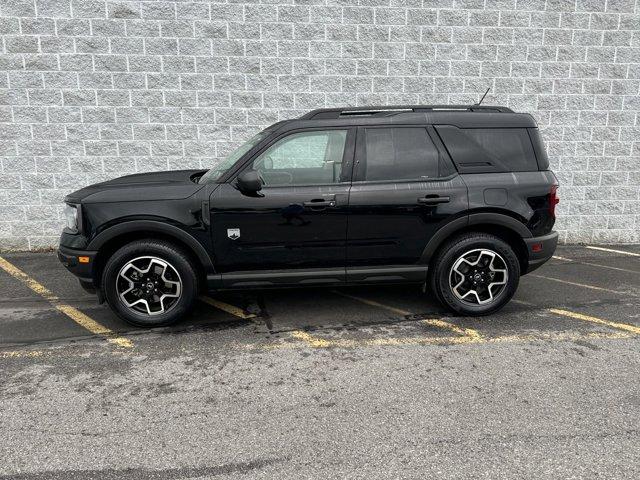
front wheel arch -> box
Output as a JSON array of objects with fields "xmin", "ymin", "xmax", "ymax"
[{"xmin": 90, "ymin": 224, "xmax": 211, "ymax": 290}]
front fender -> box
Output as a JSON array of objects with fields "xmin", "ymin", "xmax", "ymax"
[{"xmin": 87, "ymin": 220, "xmax": 215, "ymax": 273}]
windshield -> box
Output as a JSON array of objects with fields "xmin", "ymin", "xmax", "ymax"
[{"xmin": 199, "ymin": 131, "xmax": 269, "ymax": 183}]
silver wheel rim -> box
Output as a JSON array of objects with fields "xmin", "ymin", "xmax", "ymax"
[
  {"xmin": 449, "ymin": 249, "xmax": 509, "ymax": 305},
  {"xmin": 117, "ymin": 256, "xmax": 182, "ymax": 316}
]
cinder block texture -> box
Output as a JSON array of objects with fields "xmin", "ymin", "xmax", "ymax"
[{"xmin": 0, "ymin": 0, "xmax": 638, "ymax": 250}]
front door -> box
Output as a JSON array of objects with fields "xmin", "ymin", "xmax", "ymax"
[
  {"xmin": 210, "ymin": 128, "xmax": 355, "ymax": 288},
  {"xmin": 346, "ymin": 126, "xmax": 468, "ymax": 282}
]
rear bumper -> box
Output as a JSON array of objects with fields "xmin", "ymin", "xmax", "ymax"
[
  {"xmin": 57, "ymin": 244, "xmax": 97, "ymax": 288},
  {"xmin": 524, "ymin": 231, "xmax": 558, "ymax": 274}
]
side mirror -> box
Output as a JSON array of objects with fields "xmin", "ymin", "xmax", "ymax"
[{"xmin": 236, "ymin": 169, "xmax": 263, "ymax": 194}]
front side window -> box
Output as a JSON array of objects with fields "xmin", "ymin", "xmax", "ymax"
[
  {"xmin": 199, "ymin": 130, "xmax": 269, "ymax": 183},
  {"xmin": 252, "ymin": 130, "xmax": 347, "ymax": 186},
  {"xmin": 362, "ymin": 127, "xmax": 442, "ymax": 181}
]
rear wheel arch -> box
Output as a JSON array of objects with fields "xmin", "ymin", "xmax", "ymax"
[
  {"xmin": 422, "ymin": 214, "xmax": 530, "ymax": 274},
  {"xmin": 89, "ymin": 221, "xmax": 213, "ymax": 288}
]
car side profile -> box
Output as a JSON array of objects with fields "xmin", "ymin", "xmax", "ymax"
[{"xmin": 58, "ymin": 105, "xmax": 559, "ymax": 327}]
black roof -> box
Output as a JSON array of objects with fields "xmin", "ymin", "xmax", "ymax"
[{"xmin": 273, "ymin": 105, "xmax": 537, "ymax": 132}]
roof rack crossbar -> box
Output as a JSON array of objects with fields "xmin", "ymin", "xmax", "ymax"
[{"xmin": 300, "ymin": 104, "xmax": 513, "ymax": 120}]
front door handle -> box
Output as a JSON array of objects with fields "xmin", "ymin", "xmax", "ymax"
[
  {"xmin": 303, "ymin": 199, "xmax": 336, "ymax": 208},
  {"xmin": 417, "ymin": 195, "xmax": 450, "ymax": 205}
]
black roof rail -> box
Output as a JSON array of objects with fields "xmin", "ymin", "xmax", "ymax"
[{"xmin": 300, "ymin": 105, "xmax": 514, "ymax": 120}]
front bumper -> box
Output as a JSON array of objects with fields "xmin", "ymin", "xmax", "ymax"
[
  {"xmin": 524, "ymin": 231, "xmax": 559, "ymax": 274},
  {"xmin": 57, "ymin": 244, "xmax": 97, "ymax": 289}
]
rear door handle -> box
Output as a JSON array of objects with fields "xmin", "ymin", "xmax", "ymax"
[{"xmin": 417, "ymin": 195, "xmax": 450, "ymax": 205}]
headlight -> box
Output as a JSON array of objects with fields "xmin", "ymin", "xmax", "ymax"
[{"xmin": 63, "ymin": 204, "xmax": 78, "ymax": 232}]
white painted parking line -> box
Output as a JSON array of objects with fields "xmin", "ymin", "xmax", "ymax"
[
  {"xmin": 585, "ymin": 246, "xmax": 640, "ymax": 257},
  {"xmin": 551, "ymin": 255, "xmax": 640, "ymax": 274},
  {"xmin": 529, "ymin": 274, "xmax": 628, "ymax": 295}
]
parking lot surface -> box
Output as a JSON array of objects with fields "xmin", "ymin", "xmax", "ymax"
[{"xmin": 0, "ymin": 245, "xmax": 639, "ymax": 479}]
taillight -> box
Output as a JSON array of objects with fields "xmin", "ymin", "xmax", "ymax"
[{"xmin": 549, "ymin": 185, "xmax": 559, "ymax": 218}]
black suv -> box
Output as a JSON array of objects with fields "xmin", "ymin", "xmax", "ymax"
[{"xmin": 58, "ymin": 105, "xmax": 559, "ymax": 327}]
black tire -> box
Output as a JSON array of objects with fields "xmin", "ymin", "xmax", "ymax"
[
  {"xmin": 101, "ymin": 240, "xmax": 198, "ymax": 327},
  {"xmin": 429, "ymin": 233, "xmax": 520, "ymax": 316}
]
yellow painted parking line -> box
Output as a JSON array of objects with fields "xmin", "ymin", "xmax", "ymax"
[
  {"xmin": 514, "ymin": 299, "xmax": 640, "ymax": 336},
  {"xmin": 529, "ymin": 274, "xmax": 626, "ymax": 295},
  {"xmin": 585, "ymin": 246, "xmax": 640, "ymax": 257},
  {"xmin": 333, "ymin": 290, "xmax": 482, "ymax": 340},
  {"xmin": 549, "ymin": 308, "xmax": 640, "ymax": 335},
  {"xmin": 0, "ymin": 256, "xmax": 133, "ymax": 348},
  {"xmin": 551, "ymin": 255, "xmax": 639, "ymax": 274},
  {"xmin": 421, "ymin": 318, "xmax": 483, "ymax": 340},
  {"xmin": 324, "ymin": 335, "xmax": 473, "ymax": 348},
  {"xmin": 486, "ymin": 330, "xmax": 633, "ymax": 343},
  {"xmin": 290, "ymin": 330, "xmax": 331, "ymax": 348},
  {"xmin": 199, "ymin": 295, "xmax": 256, "ymax": 320},
  {"xmin": 0, "ymin": 349, "xmax": 46, "ymax": 359},
  {"xmin": 252, "ymin": 329, "xmax": 633, "ymax": 351}
]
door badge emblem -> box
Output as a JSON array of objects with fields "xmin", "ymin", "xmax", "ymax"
[{"xmin": 227, "ymin": 228, "xmax": 240, "ymax": 240}]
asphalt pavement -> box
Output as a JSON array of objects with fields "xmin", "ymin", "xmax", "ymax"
[{"xmin": 0, "ymin": 245, "xmax": 639, "ymax": 479}]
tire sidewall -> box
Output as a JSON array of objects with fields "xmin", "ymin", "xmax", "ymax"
[
  {"xmin": 435, "ymin": 236, "xmax": 520, "ymax": 316},
  {"xmin": 102, "ymin": 241, "xmax": 198, "ymax": 327}
]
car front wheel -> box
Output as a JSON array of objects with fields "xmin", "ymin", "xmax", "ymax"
[
  {"xmin": 102, "ymin": 240, "xmax": 198, "ymax": 327},
  {"xmin": 430, "ymin": 233, "xmax": 520, "ymax": 316}
]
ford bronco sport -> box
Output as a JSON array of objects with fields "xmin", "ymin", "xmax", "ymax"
[{"xmin": 58, "ymin": 105, "xmax": 559, "ymax": 327}]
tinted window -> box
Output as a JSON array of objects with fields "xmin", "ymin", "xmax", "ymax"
[
  {"xmin": 363, "ymin": 127, "xmax": 442, "ymax": 181},
  {"xmin": 527, "ymin": 128, "xmax": 549, "ymax": 170},
  {"xmin": 464, "ymin": 128, "xmax": 537, "ymax": 172},
  {"xmin": 252, "ymin": 130, "xmax": 347, "ymax": 186},
  {"xmin": 435, "ymin": 126, "xmax": 538, "ymax": 173}
]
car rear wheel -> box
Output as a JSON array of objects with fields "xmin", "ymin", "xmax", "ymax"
[
  {"xmin": 430, "ymin": 233, "xmax": 520, "ymax": 316},
  {"xmin": 102, "ymin": 240, "xmax": 198, "ymax": 327}
]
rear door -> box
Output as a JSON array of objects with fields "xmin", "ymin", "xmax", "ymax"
[
  {"xmin": 210, "ymin": 127, "xmax": 355, "ymax": 287},
  {"xmin": 346, "ymin": 125, "xmax": 468, "ymax": 282}
]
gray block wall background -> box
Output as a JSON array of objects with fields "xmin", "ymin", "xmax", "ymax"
[{"xmin": 0, "ymin": 0, "xmax": 639, "ymax": 250}]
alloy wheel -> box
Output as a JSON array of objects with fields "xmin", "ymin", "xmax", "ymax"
[
  {"xmin": 449, "ymin": 249, "xmax": 508, "ymax": 305},
  {"xmin": 117, "ymin": 256, "xmax": 182, "ymax": 316}
]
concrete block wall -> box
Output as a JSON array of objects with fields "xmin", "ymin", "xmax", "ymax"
[{"xmin": 0, "ymin": 0, "xmax": 638, "ymax": 250}]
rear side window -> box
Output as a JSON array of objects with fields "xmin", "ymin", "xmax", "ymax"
[
  {"xmin": 360, "ymin": 127, "xmax": 451, "ymax": 181},
  {"xmin": 435, "ymin": 126, "xmax": 538, "ymax": 173}
]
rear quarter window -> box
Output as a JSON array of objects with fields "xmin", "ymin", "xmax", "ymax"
[{"xmin": 435, "ymin": 126, "xmax": 539, "ymax": 173}]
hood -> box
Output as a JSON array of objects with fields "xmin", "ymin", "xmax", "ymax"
[{"xmin": 65, "ymin": 170, "xmax": 207, "ymax": 204}]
